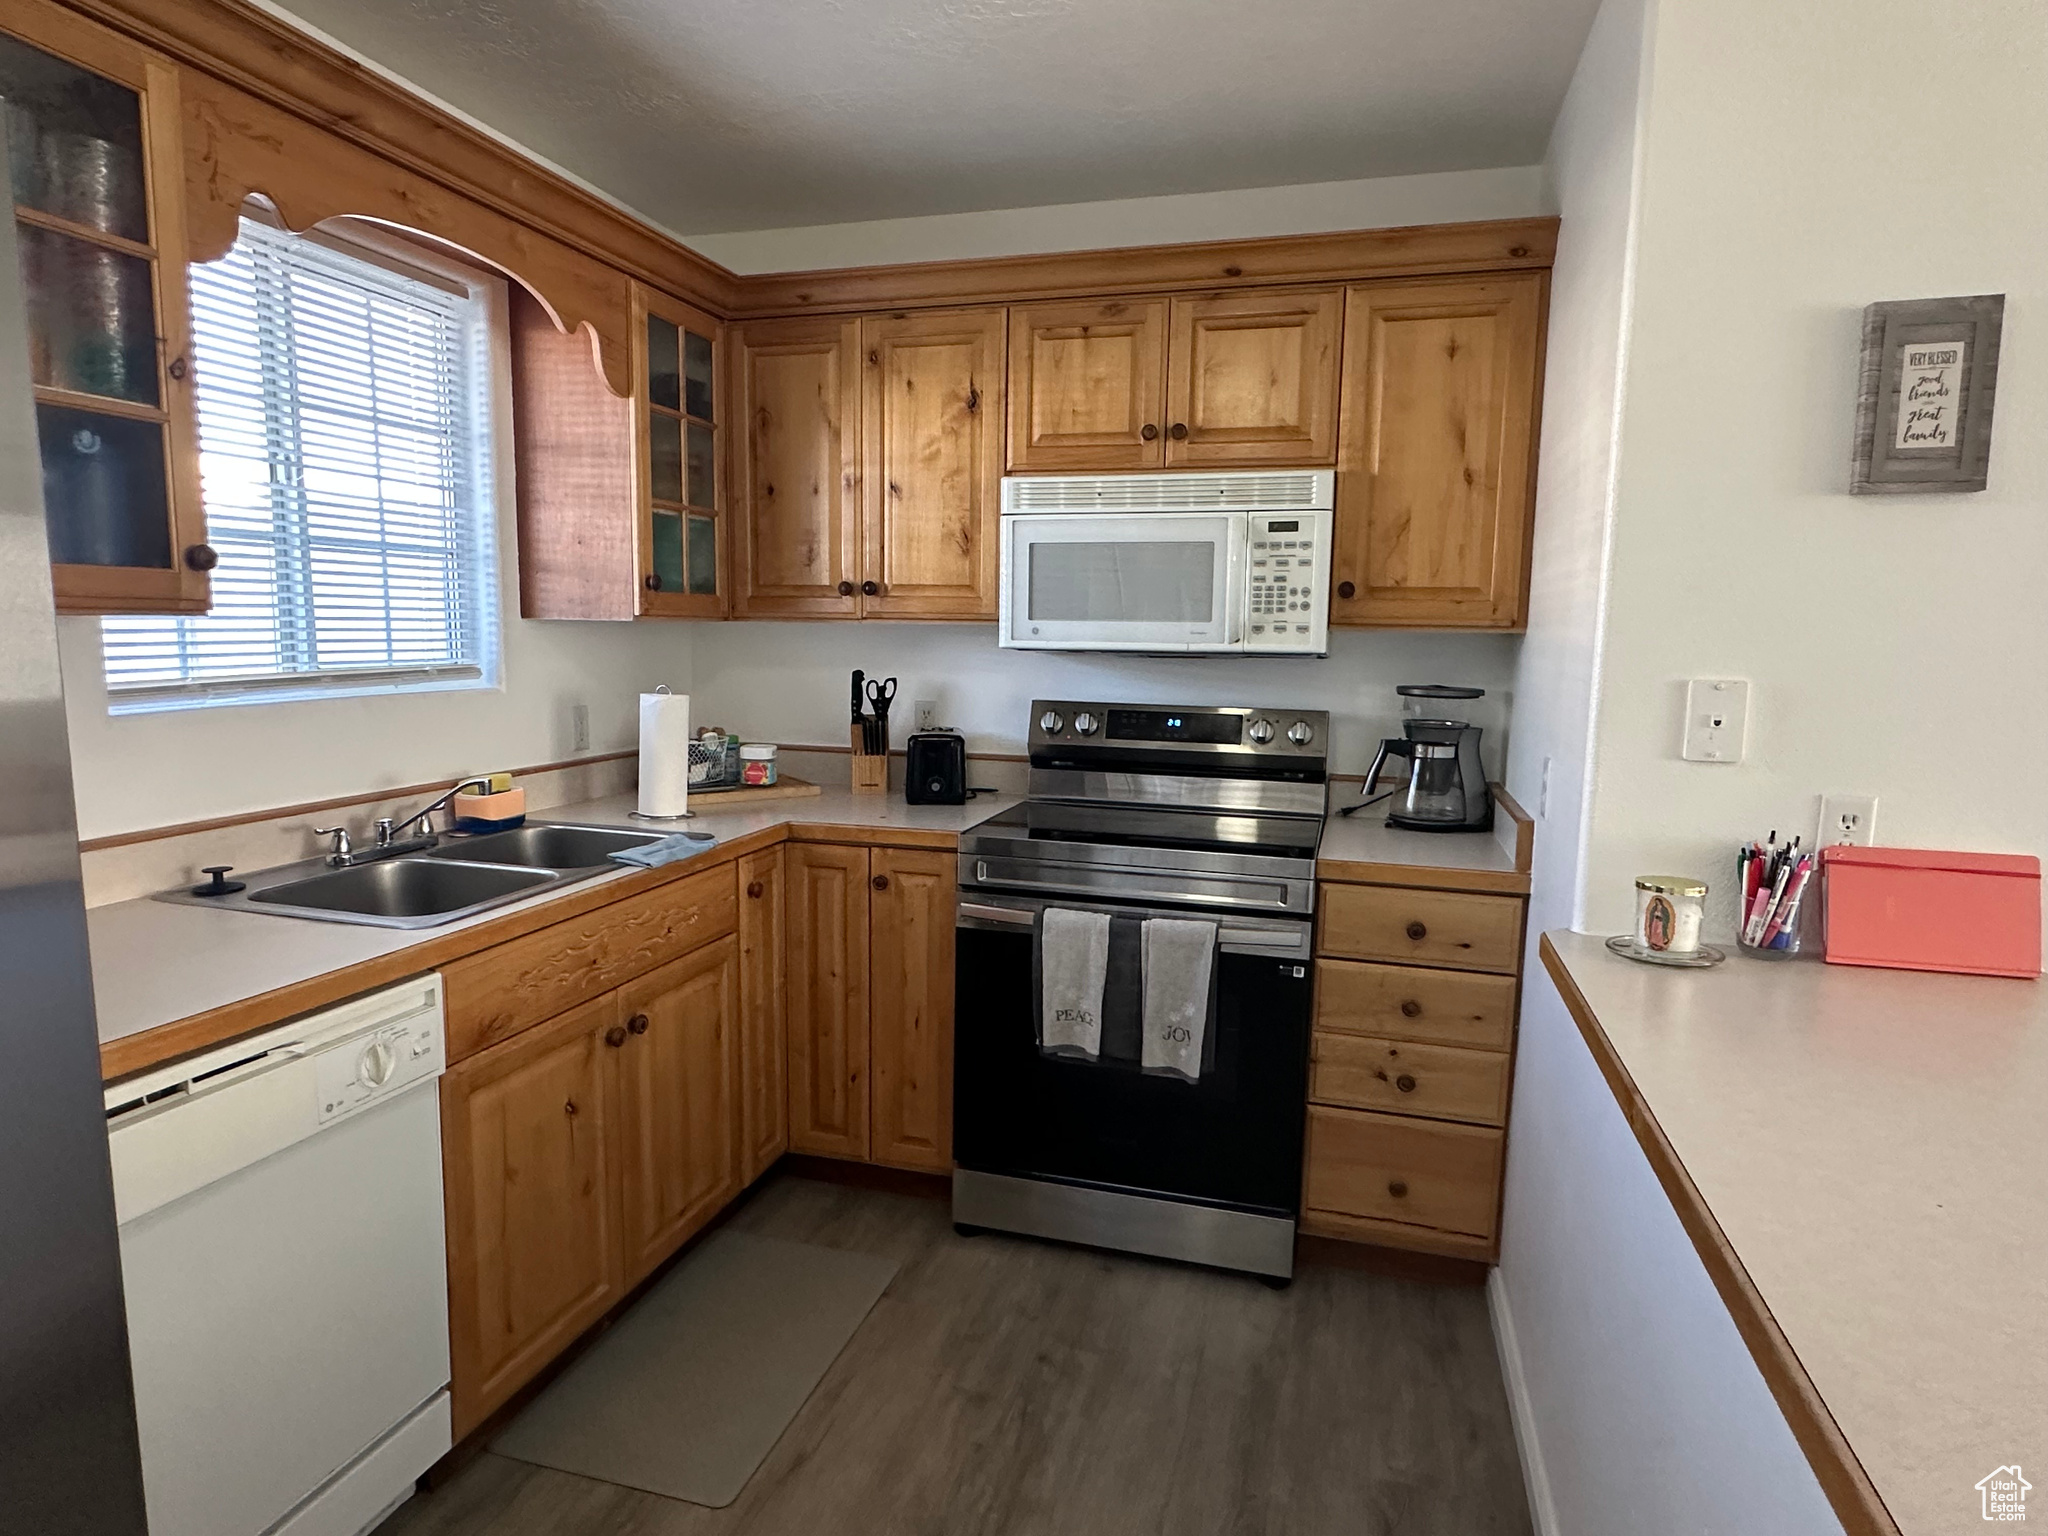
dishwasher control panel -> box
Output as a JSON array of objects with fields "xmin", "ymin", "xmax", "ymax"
[{"xmin": 315, "ymin": 1010, "xmax": 443, "ymax": 1124}]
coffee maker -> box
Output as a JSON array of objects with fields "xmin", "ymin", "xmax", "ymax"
[{"xmin": 1343, "ymin": 684, "xmax": 1493, "ymax": 832}]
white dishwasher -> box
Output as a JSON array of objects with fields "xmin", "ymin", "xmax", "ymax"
[{"xmin": 105, "ymin": 974, "xmax": 453, "ymax": 1536}]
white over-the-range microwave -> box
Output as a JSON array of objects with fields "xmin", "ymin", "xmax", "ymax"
[{"xmin": 997, "ymin": 470, "xmax": 1334, "ymax": 654}]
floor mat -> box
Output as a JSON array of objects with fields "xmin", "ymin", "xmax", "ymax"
[{"xmin": 491, "ymin": 1228, "xmax": 898, "ymax": 1507}]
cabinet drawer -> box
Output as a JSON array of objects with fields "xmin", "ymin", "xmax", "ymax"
[
  {"xmin": 1315, "ymin": 959, "xmax": 1516, "ymax": 1049},
  {"xmin": 1318, "ymin": 884, "xmax": 1523, "ymax": 973},
  {"xmin": 445, "ymin": 865, "xmax": 738, "ymax": 1060},
  {"xmin": 1311, "ymin": 1033, "xmax": 1509, "ymax": 1126},
  {"xmin": 1303, "ymin": 1105, "xmax": 1503, "ymax": 1238}
]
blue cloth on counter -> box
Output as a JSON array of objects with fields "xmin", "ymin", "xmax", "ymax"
[{"xmin": 609, "ymin": 831, "xmax": 719, "ymax": 868}]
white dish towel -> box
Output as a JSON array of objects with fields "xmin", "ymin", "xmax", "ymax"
[
  {"xmin": 1040, "ymin": 907, "xmax": 1111, "ymax": 1059},
  {"xmin": 1142, "ymin": 917, "xmax": 1217, "ymax": 1081}
]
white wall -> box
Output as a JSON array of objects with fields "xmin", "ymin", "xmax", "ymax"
[
  {"xmin": 1583, "ymin": 0, "xmax": 2048, "ymax": 939},
  {"xmin": 687, "ymin": 622, "xmax": 1518, "ymax": 781},
  {"xmin": 687, "ymin": 166, "xmax": 1550, "ymax": 273},
  {"xmin": 1494, "ymin": 0, "xmax": 2045, "ymax": 1530}
]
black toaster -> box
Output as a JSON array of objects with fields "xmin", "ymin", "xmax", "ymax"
[{"xmin": 904, "ymin": 729, "xmax": 967, "ymax": 805}]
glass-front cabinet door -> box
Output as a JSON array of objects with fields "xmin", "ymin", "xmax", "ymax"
[
  {"xmin": 2, "ymin": 0, "xmax": 208, "ymax": 613},
  {"xmin": 636, "ymin": 284, "xmax": 724, "ymax": 617}
]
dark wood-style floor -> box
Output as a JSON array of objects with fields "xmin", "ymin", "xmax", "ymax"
[{"xmin": 382, "ymin": 1175, "xmax": 1532, "ymax": 1536}]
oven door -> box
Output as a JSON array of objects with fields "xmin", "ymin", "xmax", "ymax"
[
  {"xmin": 953, "ymin": 891, "xmax": 1311, "ymax": 1217},
  {"xmin": 998, "ymin": 512, "xmax": 1244, "ymax": 651}
]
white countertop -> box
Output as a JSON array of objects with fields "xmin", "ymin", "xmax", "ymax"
[
  {"xmin": 1544, "ymin": 930, "xmax": 2048, "ymax": 1536},
  {"xmin": 1316, "ymin": 807, "xmax": 1522, "ymax": 880},
  {"xmin": 89, "ymin": 787, "xmax": 1017, "ymax": 1059}
]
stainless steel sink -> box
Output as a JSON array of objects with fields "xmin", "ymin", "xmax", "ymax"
[
  {"xmin": 427, "ymin": 823, "xmax": 664, "ymax": 871},
  {"xmin": 246, "ymin": 858, "xmax": 560, "ymax": 926}
]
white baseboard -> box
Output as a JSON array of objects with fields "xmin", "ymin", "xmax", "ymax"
[{"xmin": 1488, "ymin": 1269, "xmax": 1560, "ymax": 1536}]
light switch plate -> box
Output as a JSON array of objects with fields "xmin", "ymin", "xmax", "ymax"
[{"xmin": 1681, "ymin": 679, "xmax": 1750, "ymax": 763}]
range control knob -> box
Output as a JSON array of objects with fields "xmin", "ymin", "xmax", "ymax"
[
  {"xmin": 1073, "ymin": 711, "xmax": 1099, "ymax": 736},
  {"xmin": 1247, "ymin": 717, "xmax": 1276, "ymax": 745},
  {"xmin": 1287, "ymin": 719, "xmax": 1316, "ymax": 747},
  {"xmin": 358, "ymin": 1039, "xmax": 397, "ymax": 1089},
  {"xmin": 1038, "ymin": 708, "xmax": 1065, "ymax": 735}
]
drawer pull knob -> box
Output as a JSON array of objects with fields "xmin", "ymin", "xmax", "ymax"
[
  {"xmin": 564, "ymin": 1099, "xmax": 578, "ymax": 1117},
  {"xmin": 1387, "ymin": 1179, "xmax": 1409, "ymax": 1199},
  {"xmin": 1395, "ymin": 1073, "xmax": 1417, "ymax": 1093},
  {"xmin": 605, "ymin": 1026, "xmax": 627, "ymax": 1048},
  {"xmin": 628, "ymin": 1012, "xmax": 650, "ymax": 1035},
  {"xmin": 1405, "ymin": 921, "xmax": 1428, "ymax": 941},
  {"xmin": 1400, "ymin": 998, "xmax": 1422, "ymax": 1018},
  {"xmin": 1337, "ymin": 579, "xmax": 1356, "ymax": 600},
  {"xmin": 872, "ymin": 874, "xmax": 889, "ymax": 891},
  {"xmin": 747, "ymin": 880, "xmax": 764, "ymax": 898}
]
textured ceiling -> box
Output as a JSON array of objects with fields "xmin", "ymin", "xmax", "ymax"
[{"xmin": 276, "ymin": 0, "xmax": 1601, "ymax": 236}]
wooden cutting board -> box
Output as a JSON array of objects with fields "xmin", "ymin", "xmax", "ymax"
[{"xmin": 683, "ymin": 775, "xmax": 824, "ymax": 807}]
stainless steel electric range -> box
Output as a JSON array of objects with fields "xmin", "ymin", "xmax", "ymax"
[{"xmin": 951, "ymin": 700, "xmax": 1329, "ymax": 1282}]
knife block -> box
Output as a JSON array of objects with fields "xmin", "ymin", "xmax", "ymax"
[{"xmin": 851, "ymin": 722, "xmax": 889, "ymax": 795}]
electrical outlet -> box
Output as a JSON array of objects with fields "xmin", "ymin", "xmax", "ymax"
[
  {"xmin": 1681, "ymin": 678, "xmax": 1750, "ymax": 763},
  {"xmin": 570, "ymin": 702, "xmax": 590, "ymax": 754},
  {"xmin": 1818, "ymin": 794, "xmax": 1878, "ymax": 847},
  {"xmin": 914, "ymin": 698, "xmax": 938, "ymax": 733}
]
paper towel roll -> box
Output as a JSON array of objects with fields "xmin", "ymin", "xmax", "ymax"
[{"xmin": 638, "ymin": 690, "xmax": 691, "ymax": 818}]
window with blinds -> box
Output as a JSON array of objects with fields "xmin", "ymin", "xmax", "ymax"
[{"xmin": 101, "ymin": 217, "xmax": 499, "ymax": 712}]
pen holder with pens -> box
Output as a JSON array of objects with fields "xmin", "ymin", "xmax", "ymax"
[{"xmin": 1737, "ymin": 838, "xmax": 1814, "ymax": 959}]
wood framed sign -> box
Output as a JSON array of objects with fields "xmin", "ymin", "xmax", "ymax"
[{"xmin": 1851, "ymin": 294, "xmax": 2003, "ymax": 493}]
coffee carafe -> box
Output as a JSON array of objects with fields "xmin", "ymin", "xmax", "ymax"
[{"xmin": 1343, "ymin": 684, "xmax": 1493, "ymax": 832}]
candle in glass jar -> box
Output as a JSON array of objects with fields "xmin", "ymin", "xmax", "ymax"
[{"xmin": 1634, "ymin": 875, "xmax": 1707, "ymax": 956}]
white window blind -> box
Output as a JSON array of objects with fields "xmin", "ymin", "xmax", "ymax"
[{"xmin": 102, "ymin": 217, "xmax": 499, "ymax": 711}]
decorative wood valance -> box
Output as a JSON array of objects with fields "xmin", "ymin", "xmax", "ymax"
[{"xmin": 179, "ymin": 68, "xmax": 636, "ymax": 395}]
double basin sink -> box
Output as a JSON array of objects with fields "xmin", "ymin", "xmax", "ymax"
[{"xmin": 161, "ymin": 824, "xmax": 681, "ymax": 930}]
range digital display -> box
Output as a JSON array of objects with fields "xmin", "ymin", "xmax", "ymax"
[{"xmin": 1105, "ymin": 709, "xmax": 1242, "ymax": 745}]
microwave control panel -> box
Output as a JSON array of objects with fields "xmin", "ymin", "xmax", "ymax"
[{"xmin": 1244, "ymin": 511, "xmax": 1331, "ymax": 653}]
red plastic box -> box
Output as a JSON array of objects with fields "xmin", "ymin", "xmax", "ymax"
[{"xmin": 1823, "ymin": 846, "xmax": 2041, "ymax": 979}]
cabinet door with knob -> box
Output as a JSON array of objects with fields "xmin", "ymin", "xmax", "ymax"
[
  {"xmin": 1005, "ymin": 297, "xmax": 1168, "ymax": 472},
  {"xmin": 636, "ymin": 286, "xmax": 726, "ymax": 617},
  {"xmin": 860, "ymin": 308, "xmax": 1004, "ymax": 618},
  {"xmin": 3, "ymin": 0, "xmax": 209, "ymax": 613},
  {"xmin": 733, "ymin": 315, "xmax": 862, "ymax": 617},
  {"xmin": 736, "ymin": 847, "xmax": 788, "ymax": 1183},
  {"xmin": 614, "ymin": 936, "xmax": 741, "ymax": 1287},
  {"xmin": 441, "ymin": 992, "xmax": 624, "ymax": 1436},
  {"xmin": 868, "ymin": 846, "xmax": 955, "ymax": 1171},
  {"xmin": 1330, "ymin": 275, "xmax": 1544, "ymax": 628},
  {"xmin": 1164, "ymin": 288, "xmax": 1342, "ymax": 468},
  {"xmin": 786, "ymin": 842, "xmax": 872, "ymax": 1158}
]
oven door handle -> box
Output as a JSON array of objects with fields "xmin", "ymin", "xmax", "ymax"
[{"xmin": 958, "ymin": 901, "xmax": 1035, "ymax": 926}]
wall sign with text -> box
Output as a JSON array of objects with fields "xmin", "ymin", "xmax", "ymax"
[{"xmin": 1851, "ymin": 293, "xmax": 2003, "ymax": 494}]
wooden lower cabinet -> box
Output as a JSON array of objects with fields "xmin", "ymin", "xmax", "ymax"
[
  {"xmin": 737, "ymin": 847, "xmax": 789, "ymax": 1182},
  {"xmin": 868, "ymin": 847, "xmax": 955, "ymax": 1171},
  {"xmin": 786, "ymin": 842, "xmax": 873, "ymax": 1159},
  {"xmin": 615, "ymin": 937, "xmax": 741, "ymax": 1288},
  {"xmin": 441, "ymin": 992, "xmax": 625, "ymax": 1437},
  {"xmin": 1302, "ymin": 1106, "xmax": 1504, "ymax": 1250}
]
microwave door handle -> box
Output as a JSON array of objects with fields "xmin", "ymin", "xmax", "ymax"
[{"xmin": 1223, "ymin": 514, "xmax": 1248, "ymax": 644}]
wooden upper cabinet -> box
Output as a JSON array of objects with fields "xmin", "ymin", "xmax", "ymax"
[
  {"xmin": 736, "ymin": 846, "xmax": 788, "ymax": 1185},
  {"xmin": 4, "ymin": 0, "xmax": 209, "ymax": 614},
  {"xmin": 512, "ymin": 281, "xmax": 726, "ymax": 619},
  {"xmin": 1165, "ymin": 288, "xmax": 1342, "ymax": 467},
  {"xmin": 733, "ymin": 315, "xmax": 861, "ymax": 617},
  {"xmin": 868, "ymin": 846, "xmax": 955, "ymax": 1173},
  {"xmin": 1006, "ymin": 298, "xmax": 1168, "ymax": 472},
  {"xmin": 614, "ymin": 935, "xmax": 741, "ymax": 1287},
  {"xmin": 785, "ymin": 841, "xmax": 871, "ymax": 1160},
  {"xmin": 860, "ymin": 308, "xmax": 1004, "ymax": 619},
  {"xmin": 1331, "ymin": 275, "xmax": 1544, "ymax": 629},
  {"xmin": 441, "ymin": 992, "xmax": 624, "ymax": 1436},
  {"xmin": 637, "ymin": 286, "xmax": 726, "ymax": 617}
]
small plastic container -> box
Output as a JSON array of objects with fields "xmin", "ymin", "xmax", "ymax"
[
  {"xmin": 739, "ymin": 743, "xmax": 779, "ymax": 787},
  {"xmin": 451, "ymin": 786, "xmax": 526, "ymax": 833}
]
